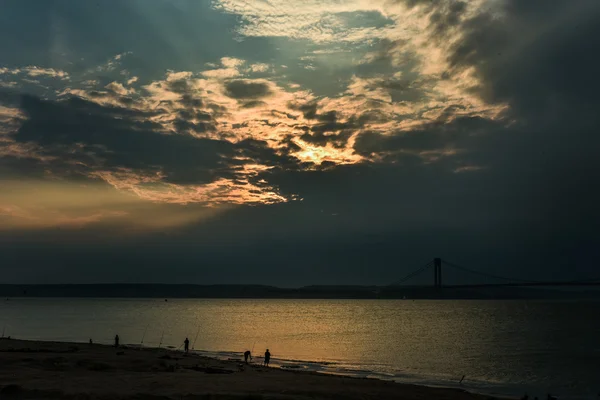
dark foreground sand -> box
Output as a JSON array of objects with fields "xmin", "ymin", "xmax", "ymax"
[{"xmin": 0, "ymin": 339, "xmax": 499, "ymax": 400}]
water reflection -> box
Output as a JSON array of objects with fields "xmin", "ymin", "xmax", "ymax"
[{"xmin": 1, "ymin": 299, "xmax": 599, "ymax": 398}]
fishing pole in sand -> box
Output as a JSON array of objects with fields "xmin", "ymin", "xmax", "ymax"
[
  {"xmin": 250, "ymin": 340, "xmax": 256, "ymax": 361},
  {"xmin": 192, "ymin": 325, "xmax": 201, "ymax": 350},
  {"xmin": 140, "ymin": 324, "xmax": 150, "ymax": 347},
  {"xmin": 158, "ymin": 330, "xmax": 165, "ymax": 349}
]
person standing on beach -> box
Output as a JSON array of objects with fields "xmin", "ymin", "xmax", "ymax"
[
  {"xmin": 184, "ymin": 337, "xmax": 190, "ymax": 353},
  {"xmin": 244, "ymin": 350, "xmax": 252, "ymax": 364},
  {"xmin": 264, "ymin": 349, "xmax": 271, "ymax": 367},
  {"xmin": 114, "ymin": 334, "xmax": 119, "ymax": 347}
]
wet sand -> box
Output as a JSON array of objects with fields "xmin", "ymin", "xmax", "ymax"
[{"xmin": 0, "ymin": 339, "xmax": 500, "ymax": 400}]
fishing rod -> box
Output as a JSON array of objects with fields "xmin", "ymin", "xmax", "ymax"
[
  {"xmin": 250, "ymin": 340, "xmax": 256, "ymax": 361},
  {"xmin": 158, "ymin": 330, "xmax": 165, "ymax": 349},
  {"xmin": 140, "ymin": 324, "xmax": 150, "ymax": 347},
  {"xmin": 192, "ymin": 325, "xmax": 201, "ymax": 350}
]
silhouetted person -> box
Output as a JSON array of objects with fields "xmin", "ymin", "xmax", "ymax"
[
  {"xmin": 89, "ymin": 338, "xmax": 93, "ymax": 345},
  {"xmin": 264, "ymin": 349, "xmax": 271, "ymax": 367},
  {"xmin": 244, "ymin": 350, "xmax": 252, "ymax": 364},
  {"xmin": 114, "ymin": 334, "xmax": 119, "ymax": 348},
  {"xmin": 184, "ymin": 337, "xmax": 190, "ymax": 353}
]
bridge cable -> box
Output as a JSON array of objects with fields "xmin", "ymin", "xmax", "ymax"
[
  {"xmin": 442, "ymin": 260, "xmax": 544, "ymax": 284},
  {"xmin": 389, "ymin": 261, "xmax": 434, "ymax": 286},
  {"xmin": 443, "ymin": 259, "xmax": 600, "ymax": 285}
]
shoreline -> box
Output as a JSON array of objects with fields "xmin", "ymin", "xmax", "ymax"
[
  {"xmin": 189, "ymin": 348, "xmax": 513, "ymax": 399},
  {"xmin": 0, "ymin": 338, "xmax": 503, "ymax": 400}
]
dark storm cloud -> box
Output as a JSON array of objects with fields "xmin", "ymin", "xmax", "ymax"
[
  {"xmin": 357, "ymin": 1, "xmax": 600, "ymax": 157},
  {"xmin": 419, "ymin": 0, "xmax": 468, "ymax": 39},
  {"xmin": 448, "ymin": 0, "xmax": 600, "ymax": 122},
  {"xmin": 289, "ymin": 101, "xmax": 319, "ymax": 120},
  {"xmin": 179, "ymin": 94, "xmax": 204, "ymax": 109},
  {"xmin": 375, "ymin": 77, "xmax": 428, "ymax": 102},
  {"xmin": 7, "ymin": 94, "xmax": 295, "ymax": 185},
  {"xmin": 224, "ymin": 80, "xmax": 273, "ymax": 99},
  {"xmin": 354, "ymin": 115, "xmax": 497, "ymax": 156},
  {"xmin": 303, "ymin": 113, "xmax": 374, "ymax": 148},
  {"xmin": 286, "ymin": 106, "xmax": 362, "ymax": 147},
  {"xmin": 443, "ymin": 0, "xmax": 600, "ymax": 204},
  {"xmin": 172, "ymin": 119, "xmax": 216, "ymax": 134},
  {"xmin": 349, "ymin": 0, "xmax": 600, "ymax": 250},
  {"xmin": 178, "ymin": 109, "xmax": 213, "ymax": 122},
  {"xmin": 233, "ymin": 138, "xmax": 301, "ymax": 171},
  {"xmin": 300, "ymin": 130, "xmax": 355, "ymax": 148},
  {"xmin": 240, "ymin": 100, "xmax": 268, "ymax": 109},
  {"xmin": 167, "ymin": 79, "xmax": 193, "ymax": 94}
]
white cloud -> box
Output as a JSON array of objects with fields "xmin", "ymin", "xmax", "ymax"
[
  {"xmin": 221, "ymin": 57, "xmax": 245, "ymax": 68},
  {"xmin": 0, "ymin": 106, "xmax": 23, "ymax": 125},
  {"xmin": 200, "ymin": 57, "xmax": 250, "ymax": 79},
  {"xmin": 105, "ymin": 81, "xmax": 135, "ymax": 96},
  {"xmin": 0, "ymin": 66, "xmax": 70, "ymax": 80},
  {"xmin": 94, "ymin": 52, "xmax": 132, "ymax": 73},
  {"xmin": 202, "ymin": 68, "xmax": 241, "ymax": 79},
  {"xmin": 212, "ymin": 0, "xmax": 392, "ymax": 43},
  {"xmin": 249, "ymin": 63, "xmax": 270, "ymax": 73},
  {"xmin": 166, "ymin": 71, "xmax": 193, "ymax": 81}
]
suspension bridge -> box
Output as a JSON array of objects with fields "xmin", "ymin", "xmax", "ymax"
[{"xmin": 389, "ymin": 258, "xmax": 600, "ymax": 289}]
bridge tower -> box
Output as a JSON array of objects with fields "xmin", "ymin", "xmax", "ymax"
[{"xmin": 433, "ymin": 258, "xmax": 442, "ymax": 289}]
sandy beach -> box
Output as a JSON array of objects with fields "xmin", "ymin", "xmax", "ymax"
[{"xmin": 0, "ymin": 338, "xmax": 500, "ymax": 400}]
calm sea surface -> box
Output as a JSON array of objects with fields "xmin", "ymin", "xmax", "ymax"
[{"xmin": 1, "ymin": 298, "xmax": 599, "ymax": 399}]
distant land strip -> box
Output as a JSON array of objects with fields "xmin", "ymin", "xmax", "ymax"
[{"xmin": 0, "ymin": 284, "xmax": 598, "ymax": 299}]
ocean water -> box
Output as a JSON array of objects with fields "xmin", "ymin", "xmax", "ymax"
[{"xmin": 1, "ymin": 298, "xmax": 599, "ymax": 399}]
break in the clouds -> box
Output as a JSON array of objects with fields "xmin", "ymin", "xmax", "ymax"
[{"xmin": 1, "ymin": 0, "xmax": 599, "ymax": 284}]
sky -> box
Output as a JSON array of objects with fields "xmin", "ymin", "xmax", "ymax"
[{"xmin": 0, "ymin": 0, "xmax": 599, "ymax": 286}]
